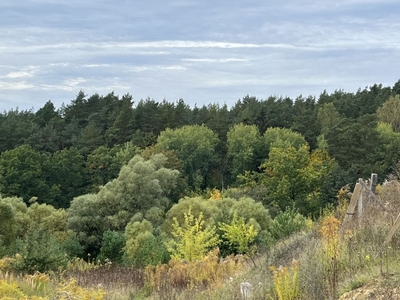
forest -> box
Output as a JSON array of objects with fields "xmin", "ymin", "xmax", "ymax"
[{"xmin": 1, "ymin": 80, "xmax": 400, "ymax": 299}]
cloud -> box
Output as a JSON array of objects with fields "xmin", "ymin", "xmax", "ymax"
[
  {"xmin": 81, "ymin": 64, "xmax": 111, "ymax": 68},
  {"xmin": 182, "ymin": 58, "xmax": 251, "ymax": 63},
  {"xmin": 41, "ymin": 77, "xmax": 86, "ymax": 91},
  {"xmin": 0, "ymin": 0, "xmax": 399, "ymax": 112},
  {"xmin": 1, "ymin": 65, "xmax": 41, "ymax": 79},
  {"xmin": 129, "ymin": 65, "xmax": 186, "ymax": 72},
  {"xmin": 4, "ymin": 71, "xmax": 34, "ymax": 78},
  {"xmin": 0, "ymin": 41, "xmax": 304, "ymax": 54},
  {"xmin": 0, "ymin": 81, "xmax": 34, "ymax": 90}
]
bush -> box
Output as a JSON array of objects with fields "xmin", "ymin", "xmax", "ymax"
[
  {"xmin": 98, "ymin": 230, "xmax": 125, "ymax": 264},
  {"xmin": 271, "ymin": 206, "xmax": 308, "ymax": 240},
  {"xmin": 270, "ymin": 260, "xmax": 300, "ymax": 300},
  {"xmin": 12, "ymin": 228, "xmax": 67, "ymax": 274},
  {"xmin": 129, "ymin": 234, "xmax": 170, "ymax": 267},
  {"xmin": 61, "ymin": 230, "xmax": 84, "ymax": 258}
]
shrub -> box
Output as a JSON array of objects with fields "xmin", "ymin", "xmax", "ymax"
[
  {"xmin": 270, "ymin": 260, "xmax": 300, "ymax": 300},
  {"xmin": 271, "ymin": 206, "xmax": 308, "ymax": 240},
  {"xmin": 60, "ymin": 230, "xmax": 84, "ymax": 258},
  {"xmin": 128, "ymin": 234, "xmax": 170, "ymax": 267},
  {"xmin": 0, "ymin": 280, "xmax": 27, "ymax": 299},
  {"xmin": 13, "ymin": 228, "xmax": 67, "ymax": 274},
  {"xmin": 98, "ymin": 230, "xmax": 125, "ymax": 264},
  {"xmin": 166, "ymin": 207, "xmax": 220, "ymax": 262},
  {"xmin": 219, "ymin": 213, "xmax": 258, "ymax": 254}
]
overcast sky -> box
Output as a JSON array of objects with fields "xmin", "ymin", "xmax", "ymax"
[{"xmin": 0, "ymin": 0, "xmax": 399, "ymax": 111}]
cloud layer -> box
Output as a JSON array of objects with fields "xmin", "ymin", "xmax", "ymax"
[{"xmin": 0, "ymin": 0, "xmax": 399, "ymax": 110}]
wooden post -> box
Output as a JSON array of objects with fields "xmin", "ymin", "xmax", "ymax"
[
  {"xmin": 370, "ymin": 173, "xmax": 378, "ymax": 194},
  {"xmin": 358, "ymin": 179, "xmax": 390, "ymax": 214},
  {"xmin": 358, "ymin": 190, "xmax": 363, "ymax": 225},
  {"xmin": 385, "ymin": 212, "xmax": 400, "ymax": 245},
  {"xmin": 341, "ymin": 183, "xmax": 362, "ymax": 230}
]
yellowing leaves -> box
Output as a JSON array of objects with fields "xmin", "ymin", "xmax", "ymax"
[
  {"xmin": 261, "ymin": 144, "xmax": 334, "ymax": 214},
  {"xmin": 219, "ymin": 213, "xmax": 258, "ymax": 254},
  {"xmin": 166, "ymin": 207, "xmax": 220, "ymax": 262}
]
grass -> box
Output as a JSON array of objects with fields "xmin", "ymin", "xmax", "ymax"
[
  {"xmin": 3, "ymin": 220, "xmax": 400, "ymax": 300},
  {"xmin": 3, "ymin": 183, "xmax": 400, "ymax": 299}
]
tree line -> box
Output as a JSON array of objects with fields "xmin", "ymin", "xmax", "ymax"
[
  {"xmin": 1, "ymin": 80, "xmax": 400, "ymax": 271},
  {"xmin": 0, "ymin": 81, "xmax": 399, "ymax": 209}
]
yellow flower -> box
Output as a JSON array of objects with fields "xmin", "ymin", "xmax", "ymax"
[{"xmin": 365, "ymin": 254, "xmax": 370, "ymax": 261}]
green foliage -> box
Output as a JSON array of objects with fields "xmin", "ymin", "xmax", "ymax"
[
  {"xmin": 129, "ymin": 233, "xmax": 169, "ymax": 267},
  {"xmin": 317, "ymin": 102, "xmax": 343, "ymax": 136},
  {"xmin": 0, "ymin": 196, "xmax": 71, "ymax": 254},
  {"xmin": 77, "ymin": 121, "xmax": 104, "ymax": 154},
  {"xmin": 98, "ymin": 230, "xmax": 125, "ymax": 264},
  {"xmin": 262, "ymin": 144, "xmax": 309, "ymax": 207},
  {"xmin": 263, "ymin": 127, "xmax": 307, "ymax": 157},
  {"xmin": 0, "ymin": 201, "xmax": 18, "ymax": 246},
  {"xmin": 166, "ymin": 207, "xmax": 220, "ymax": 261},
  {"xmin": 13, "ymin": 228, "xmax": 67, "ymax": 274},
  {"xmin": 162, "ymin": 196, "xmax": 219, "ymax": 235},
  {"xmin": 60, "ymin": 230, "xmax": 84, "ymax": 258},
  {"xmin": 96, "ymin": 154, "xmax": 179, "ymax": 229},
  {"xmin": 124, "ymin": 219, "xmax": 153, "ymax": 265},
  {"xmin": 0, "ymin": 84, "xmax": 397, "ymax": 217},
  {"xmin": 325, "ymin": 114, "xmax": 386, "ymax": 180},
  {"xmin": 225, "ymin": 197, "xmax": 274, "ymax": 250},
  {"xmin": 164, "ymin": 195, "xmax": 273, "ymax": 256},
  {"xmin": 49, "ymin": 147, "xmax": 87, "ymax": 207},
  {"xmin": 219, "ymin": 213, "xmax": 258, "ymax": 254},
  {"xmin": 26, "ymin": 202, "xmax": 67, "ymax": 235},
  {"xmin": 68, "ymin": 154, "xmax": 179, "ymax": 256},
  {"xmin": 87, "ymin": 142, "xmax": 140, "ymax": 190},
  {"xmin": 67, "ymin": 193, "xmax": 105, "ymax": 257},
  {"xmin": 228, "ymin": 197, "xmax": 273, "ymax": 230},
  {"xmin": 227, "ymin": 124, "xmax": 261, "ymax": 179},
  {"xmin": 0, "ymin": 84, "xmax": 399, "ymax": 291},
  {"xmin": 0, "ymin": 109, "xmax": 39, "ymax": 153},
  {"xmin": 377, "ymin": 122, "xmax": 400, "ymax": 177},
  {"xmin": 157, "ymin": 125, "xmax": 219, "ymax": 189},
  {"xmin": 261, "ymin": 144, "xmax": 334, "ymax": 214},
  {"xmin": 105, "ymin": 94, "xmax": 135, "ymax": 146},
  {"xmin": 124, "ymin": 219, "xmax": 169, "ymax": 267},
  {"xmin": 270, "ymin": 206, "xmax": 308, "ymax": 240},
  {"xmin": 0, "ymin": 145, "xmax": 60, "ymax": 205},
  {"xmin": 291, "ymin": 95, "xmax": 319, "ymax": 149},
  {"xmin": 377, "ymin": 95, "xmax": 400, "ymax": 132}
]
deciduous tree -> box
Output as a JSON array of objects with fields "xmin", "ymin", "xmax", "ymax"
[
  {"xmin": 166, "ymin": 207, "xmax": 220, "ymax": 261},
  {"xmin": 227, "ymin": 124, "xmax": 261, "ymax": 180},
  {"xmin": 157, "ymin": 125, "xmax": 218, "ymax": 189}
]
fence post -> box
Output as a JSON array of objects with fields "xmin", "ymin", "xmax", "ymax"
[
  {"xmin": 240, "ymin": 282, "xmax": 253, "ymax": 299},
  {"xmin": 370, "ymin": 173, "xmax": 378, "ymax": 194},
  {"xmin": 341, "ymin": 183, "xmax": 362, "ymax": 231},
  {"xmin": 358, "ymin": 189, "xmax": 363, "ymax": 225}
]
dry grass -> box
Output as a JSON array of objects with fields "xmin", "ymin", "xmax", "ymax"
[
  {"xmin": 2, "ymin": 182, "xmax": 400, "ymax": 299},
  {"xmin": 65, "ymin": 266, "xmax": 145, "ymax": 299}
]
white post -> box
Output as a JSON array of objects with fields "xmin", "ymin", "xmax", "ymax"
[
  {"xmin": 370, "ymin": 173, "xmax": 378, "ymax": 194},
  {"xmin": 240, "ymin": 282, "xmax": 253, "ymax": 299},
  {"xmin": 358, "ymin": 191, "xmax": 363, "ymax": 224}
]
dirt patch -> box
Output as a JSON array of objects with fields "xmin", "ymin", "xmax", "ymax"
[{"xmin": 340, "ymin": 274, "xmax": 400, "ymax": 300}]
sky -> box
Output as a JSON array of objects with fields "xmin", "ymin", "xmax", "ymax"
[{"xmin": 0, "ymin": 0, "xmax": 399, "ymax": 111}]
